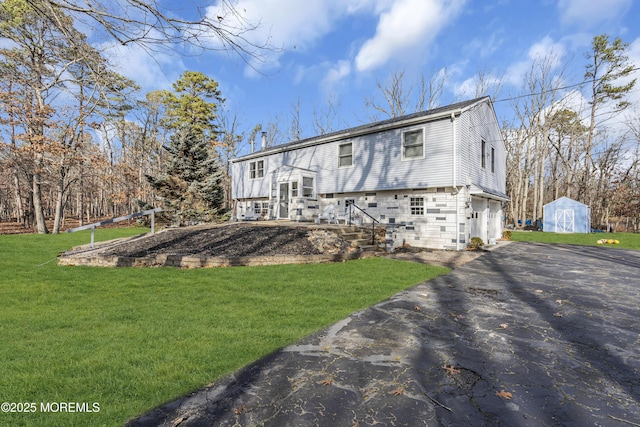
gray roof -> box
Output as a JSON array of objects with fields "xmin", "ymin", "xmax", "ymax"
[{"xmin": 236, "ymin": 96, "xmax": 490, "ymax": 161}]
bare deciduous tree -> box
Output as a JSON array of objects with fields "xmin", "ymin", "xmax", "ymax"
[{"xmin": 25, "ymin": 0, "xmax": 272, "ymax": 65}]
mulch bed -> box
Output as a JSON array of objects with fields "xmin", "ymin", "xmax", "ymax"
[{"xmin": 101, "ymin": 223, "xmax": 324, "ymax": 258}]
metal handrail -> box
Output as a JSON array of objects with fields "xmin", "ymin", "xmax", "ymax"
[
  {"xmin": 66, "ymin": 208, "xmax": 162, "ymax": 248},
  {"xmin": 347, "ymin": 202, "xmax": 379, "ymax": 246}
]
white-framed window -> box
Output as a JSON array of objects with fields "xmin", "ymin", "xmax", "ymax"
[
  {"xmin": 302, "ymin": 176, "xmax": 314, "ymax": 198},
  {"xmin": 410, "ymin": 197, "xmax": 424, "ymax": 215},
  {"xmin": 253, "ymin": 201, "xmax": 269, "ymax": 217},
  {"xmin": 402, "ymin": 129, "xmax": 424, "ymax": 159},
  {"xmin": 291, "ymin": 181, "xmax": 298, "ymax": 197},
  {"xmin": 338, "ymin": 142, "xmax": 353, "ymax": 167},
  {"xmin": 481, "ymin": 140, "xmax": 486, "ymax": 169},
  {"xmin": 491, "ymin": 146, "xmax": 495, "ymax": 173},
  {"xmin": 249, "ymin": 160, "xmax": 264, "ymax": 179}
]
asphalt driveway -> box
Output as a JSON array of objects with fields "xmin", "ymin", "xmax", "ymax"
[{"xmin": 129, "ymin": 242, "xmax": 640, "ymax": 426}]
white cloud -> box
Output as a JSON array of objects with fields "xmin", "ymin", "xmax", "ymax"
[
  {"xmin": 558, "ymin": 0, "xmax": 632, "ymax": 27},
  {"xmin": 321, "ymin": 60, "xmax": 352, "ymax": 94},
  {"xmin": 528, "ymin": 36, "xmax": 567, "ymax": 63},
  {"xmin": 206, "ymin": 0, "xmax": 358, "ymax": 74},
  {"xmin": 354, "ymin": 0, "xmax": 466, "ymax": 72},
  {"xmin": 500, "ymin": 36, "xmax": 568, "ymax": 88},
  {"xmin": 101, "ymin": 40, "xmax": 181, "ymax": 93}
]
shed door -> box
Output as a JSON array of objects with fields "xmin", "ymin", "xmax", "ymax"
[{"xmin": 555, "ymin": 209, "xmax": 574, "ymax": 233}]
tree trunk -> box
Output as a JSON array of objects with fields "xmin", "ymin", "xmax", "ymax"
[
  {"xmin": 32, "ymin": 153, "xmax": 49, "ymax": 234},
  {"xmin": 52, "ymin": 169, "xmax": 66, "ymax": 234},
  {"xmin": 13, "ymin": 174, "xmax": 24, "ymax": 224}
]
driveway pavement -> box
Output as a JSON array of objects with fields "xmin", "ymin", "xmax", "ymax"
[{"xmin": 128, "ymin": 242, "xmax": 640, "ymax": 426}]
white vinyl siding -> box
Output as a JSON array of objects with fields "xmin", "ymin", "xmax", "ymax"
[
  {"xmin": 402, "ymin": 129, "xmax": 424, "ymax": 159},
  {"xmin": 232, "ymin": 100, "xmax": 505, "ymax": 199},
  {"xmin": 338, "ymin": 143, "xmax": 353, "ymax": 167},
  {"xmin": 459, "ymin": 102, "xmax": 506, "ymax": 194}
]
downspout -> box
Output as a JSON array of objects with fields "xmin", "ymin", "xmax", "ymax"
[{"xmin": 452, "ymin": 112, "xmax": 461, "ymax": 251}]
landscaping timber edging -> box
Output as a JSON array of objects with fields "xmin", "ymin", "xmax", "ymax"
[{"xmin": 57, "ymin": 250, "xmax": 378, "ymax": 268}]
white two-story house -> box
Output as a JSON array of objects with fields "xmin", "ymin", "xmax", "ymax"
[{"xmin": 231, "ymin": 96, "xmax": 508, "ymax": 250}]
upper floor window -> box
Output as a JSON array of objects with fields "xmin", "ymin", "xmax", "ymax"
[
  {"xmin": 249, "ymin": 160, "xmax": 264, "ymax": 179},
  {"xmin": 481, "ymin": 140, "xmax": 486, "ymax": 169},
  {"xmin": 302, "ymin": 176, "xmax": 314, "ymax": 198},
  {"xmin": 338, "ymin": 143, "xmax": 353, "ymax": 167},
  {"xmin": 491, "ymin": 147, "xmax": 495, "ymax": 173},
  {"xmin": 403, "ymin": 129, "xmax": 424, "ymax": 159}
]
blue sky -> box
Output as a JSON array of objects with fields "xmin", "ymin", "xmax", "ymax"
[{"xmin": 103, "ymin": 0, "xmax": 640, "ymax": 155}]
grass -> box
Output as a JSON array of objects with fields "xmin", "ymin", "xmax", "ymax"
[
  {"xmin": 510, "ymin": 230, "xmax": 640, "ymax": 250},
  {"xmin": 0, "ymin": 227, "xmax": 449, "ymax": 426}
]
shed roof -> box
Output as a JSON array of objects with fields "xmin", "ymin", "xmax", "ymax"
[{"xmin": 543, "ymin": 196, "xmax": 589, "ymax": 208}]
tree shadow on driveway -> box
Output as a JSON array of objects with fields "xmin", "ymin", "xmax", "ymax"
[
  {"xmin": 416, "ymin": 241, "xmax": 640, "ymax": 425},
  {"xmin": 127, "ymin": 242, "xmax": 640, "ymax": 426}
]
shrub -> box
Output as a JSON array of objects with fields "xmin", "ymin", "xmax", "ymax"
[
  {"xmin": 502, "ymin": 230, "xmax": 512, "ymax": 240},
  {"xmin": 468, "ymin": 237, "xmax": 484, "ymax": 250}
]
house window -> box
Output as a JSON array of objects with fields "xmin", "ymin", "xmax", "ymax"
[
  {"xmin": 410, "ymin": 197, "xmax": 424, "ymax": 215},
  {"xmin": 253, "ymin": 201, "xmax": 269, "ymax": 217},
  {"xmin": 338, "ymin": 143, "xmax": 353, "ymax": 167},
  {"xmin": 481, "ymin": 140, "xmax": 486, "ymax": 169},
  {"xmin": 403, "ymin": 129, "xmax": 424, "ymax": 159},
  {"xmin": 491, "ymin": 147, "xmax": 495, "ymax": 173},
  {"xmin": 291, "ymin": 181, "xmax": 298, "ymax": 197},
  {"xmin": 249, "ymin": 160, "xmax": 264, "ymax": 179},
  {"xmin": 302, "ymin": 177, "xmax": 314, "ymax": 198}
]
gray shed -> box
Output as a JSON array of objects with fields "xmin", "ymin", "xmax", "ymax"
[{"xmin": 543, "ymin": 197, "xmax": 591, "ymax": 233}]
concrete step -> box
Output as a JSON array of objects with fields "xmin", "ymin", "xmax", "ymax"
[
  {"xmin": 341, "ymin": 232, "xmax": 370, "ymax": 241},
  {"xmin": 348, "ymin": 238, "xmax": 373, "ymax": 247}
]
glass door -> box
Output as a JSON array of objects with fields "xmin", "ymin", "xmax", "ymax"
[{"xmin": 279, "ymin": 183, "xmax": 289, "ymax": 219}]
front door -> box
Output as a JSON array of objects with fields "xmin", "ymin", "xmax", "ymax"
[
  {"xmin": 344, "ymin": 198, "xmax": 355, "ymax": 223},
  {"xmin": 470, "ymin": 197, "xmax": 487, "ymax": 242},
  {"xmin": 279, "ymin": 183, "xmax": 289, "ymax": 219}
]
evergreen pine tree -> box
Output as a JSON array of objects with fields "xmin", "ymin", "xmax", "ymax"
[{"xmin": 147, "ymin": 126, "xmax": 223, "ymax": 225}]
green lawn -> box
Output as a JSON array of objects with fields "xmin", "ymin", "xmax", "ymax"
[
  {"xmin": 0, "ymin": 227, "xmax": 449, "ymax": 426},
  {"xmin": 510, "ymin": 230, "xmax": 640, "ymax": 250}
]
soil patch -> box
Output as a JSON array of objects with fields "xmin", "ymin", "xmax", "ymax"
[
  {"xmin": 100, "ymin": 223, "xmax": 324, "ymax": 258},
  {"xmin": 59, "ymin": 222, "xmax": 490, "ymax": 268}
]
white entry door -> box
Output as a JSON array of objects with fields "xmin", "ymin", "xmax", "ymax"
[
  {"xmin": 470, "ymin": 197, "xmax": 487, "ymax": 242},
  {"xmin": 555, "ymin": 209, "xmax": 574, "ymax": 233}
]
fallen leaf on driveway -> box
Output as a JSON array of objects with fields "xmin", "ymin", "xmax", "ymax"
[
  {"xmin": 391, "ymin": 388, "xmax": 404, "ymax": 396},
  {"xmin": 496, "ymin": 390, "xmax": 513, "ymax": 399},
  {"xmin": 499, "ymin": 323, "xmax": 508, "ymax": 329},
  {"xmin": 553, "ymin": 312, "xmax": 563, "ymax": 317},
  {"xmin": 442, "ymin": 364, "xmax": 461, "ymax": 375},
  {"xmin": 319, "ymin": 378, "xmax": 333, "ymax": 386},
  {"xmin": 535, "ymin": 289, "xmax": 544, "ymax": 294}
]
